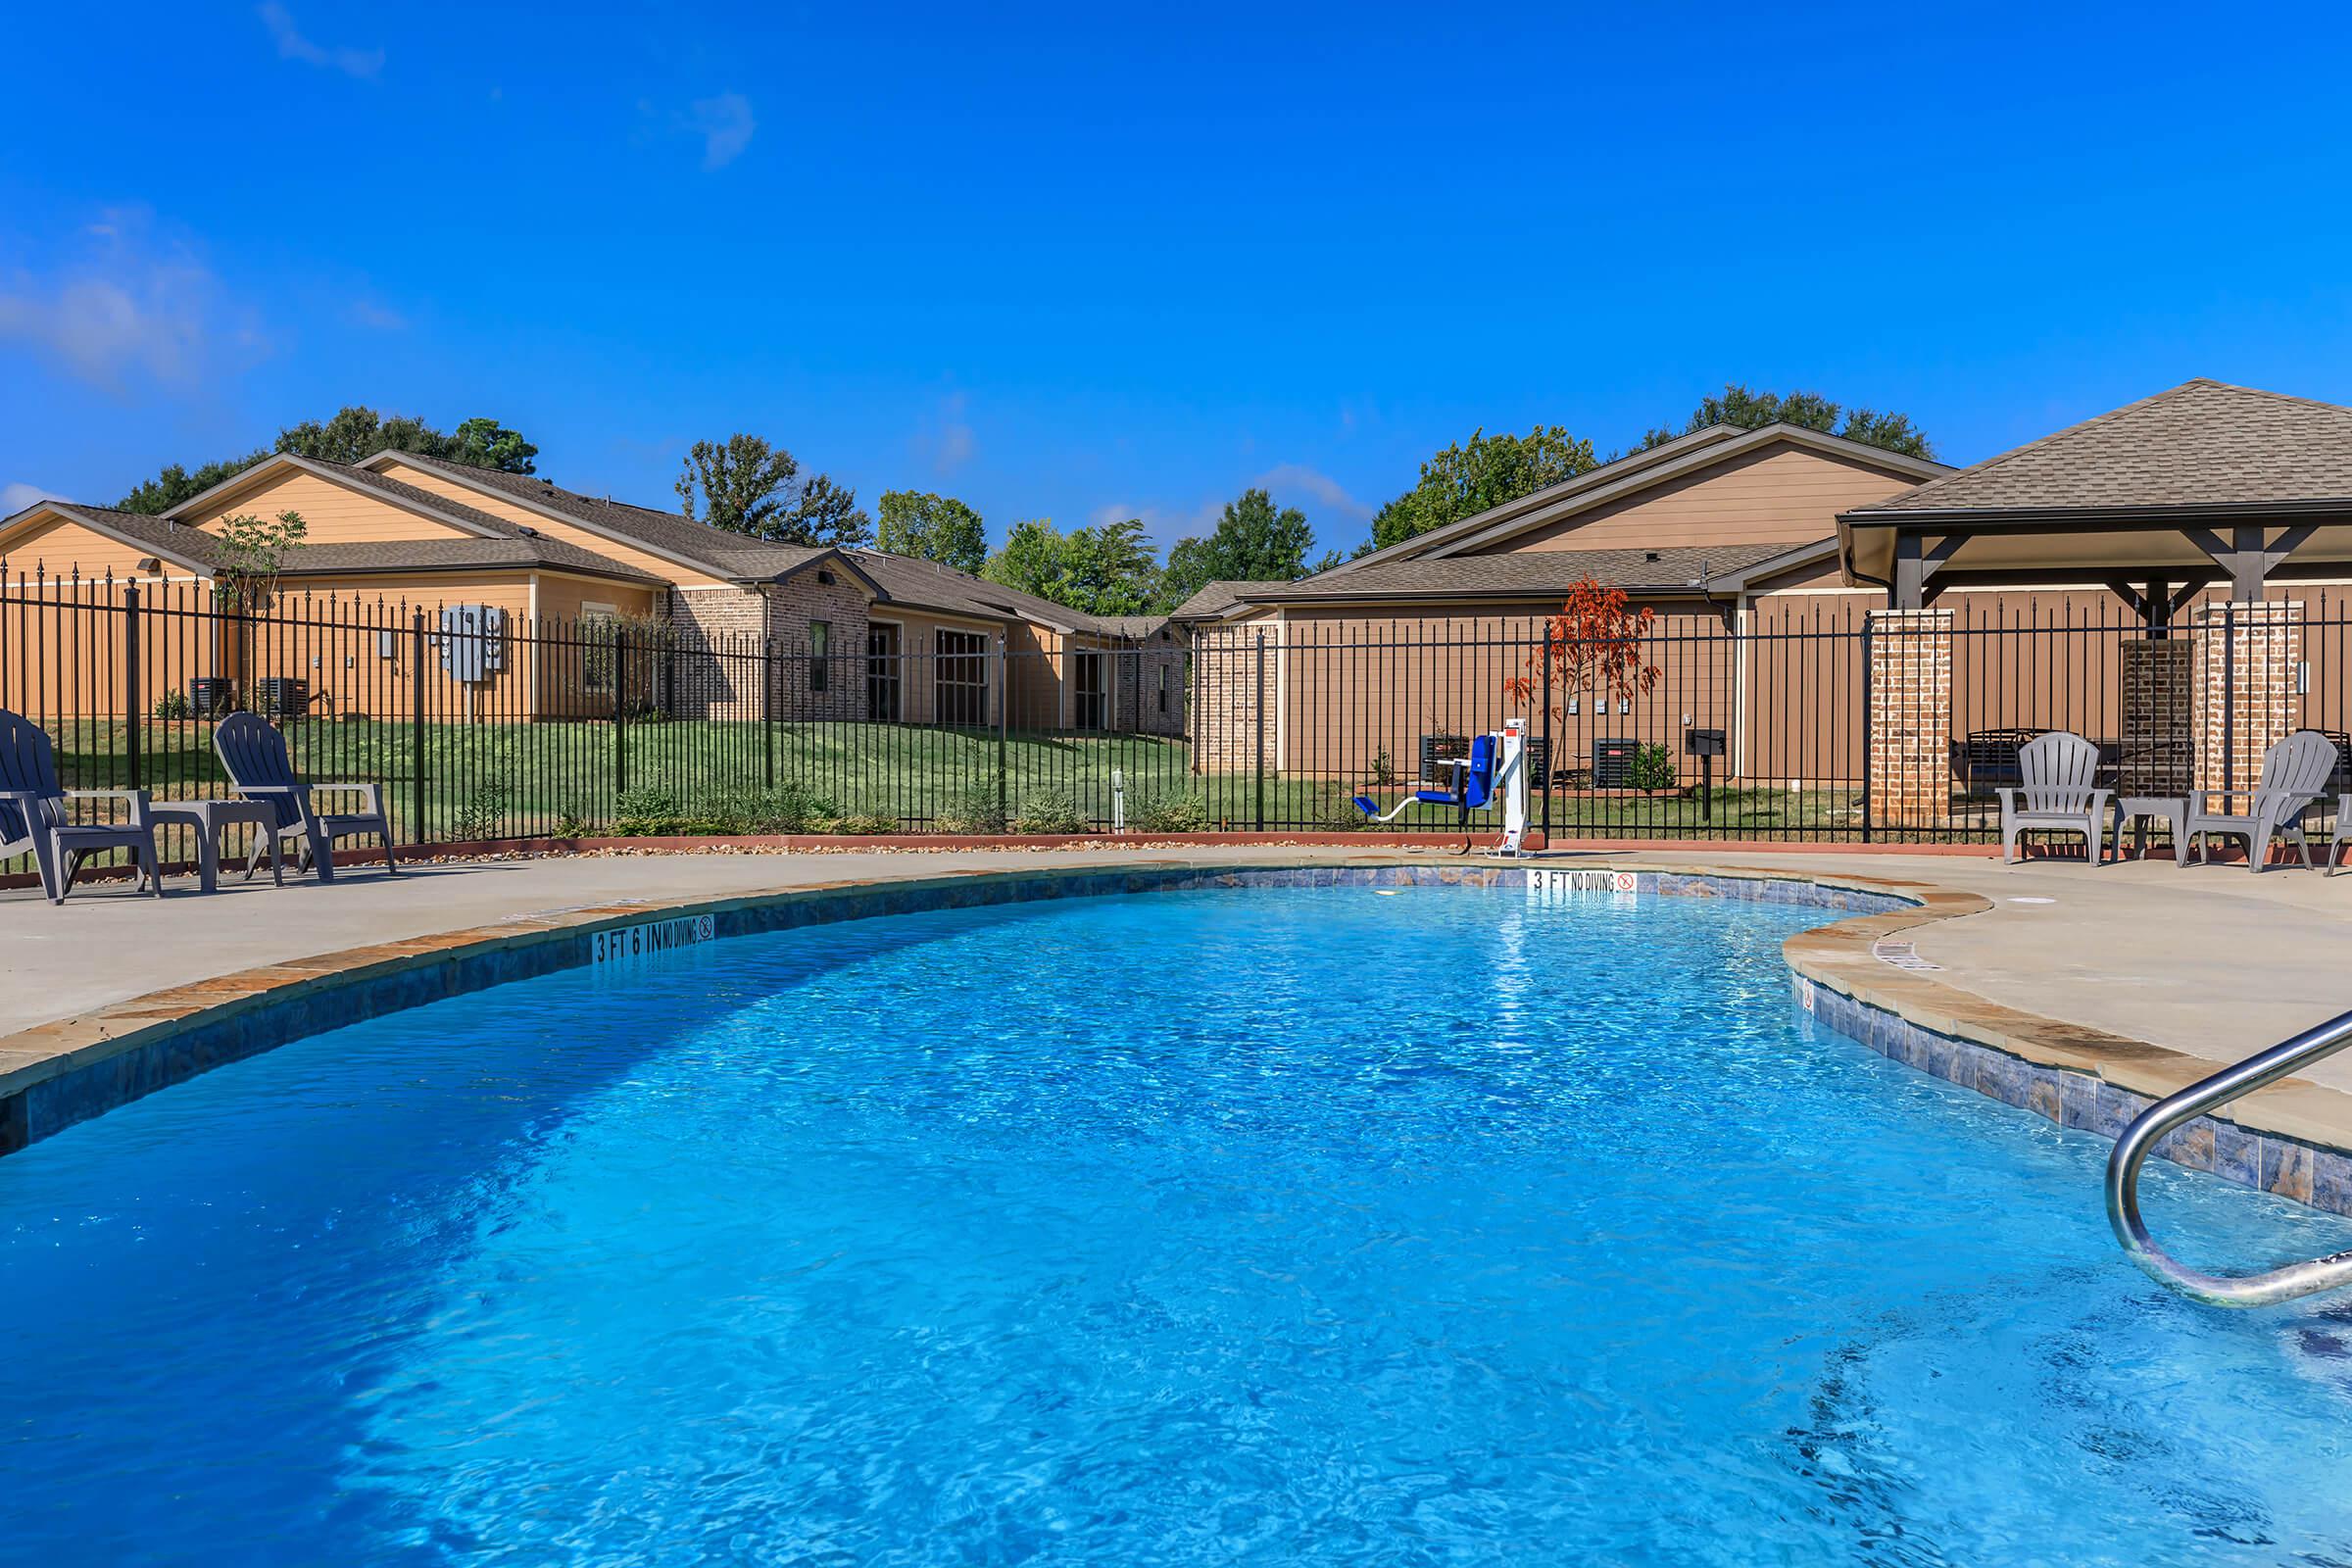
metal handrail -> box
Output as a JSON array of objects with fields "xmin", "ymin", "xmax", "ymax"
[{"xmin": 2106, "ymin": 1006, "xmax": 2352, "ymax": 1307}]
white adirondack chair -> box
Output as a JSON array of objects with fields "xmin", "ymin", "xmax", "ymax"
[
  {"xmin": 2182, "ymin": 729, "xmax": 2340, "ymax": 872},
  {"xmin": 1998, "ymin": 730, "xmax": 2111, "ymax": 865}
]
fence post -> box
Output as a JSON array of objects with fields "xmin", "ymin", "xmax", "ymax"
[
  {"xmin": 1540, "ymin": 628, "xmax": 1552, "ymax": 847},
  {"xmin": 1858, "ymin": 615, "xmax": 1874, "ymax": 844},
  {"xmin": 410, "ymin": 608, "xmax": 429, "ymax": 843},
  {"xmin": 996, "ymin": 635, "xmax": 1010, "ymax": 824},
  {"xmin": 613, "ymin": 627, "xmax": 630, "ymax": 796},
  {"xmin": 2223, "ymin": 600, "xmax": 2236, "ymax": 811},
  {"xmin": 761, "ymin": 635, "xmax": 775, "ymax": 788},
  {"xmin": 122, "ymin": 582, "xmax": 143, "ymax": 792},
  {"xmin": 1253, "ymin": 631, "xmax": 1267, "ymax": 832}
]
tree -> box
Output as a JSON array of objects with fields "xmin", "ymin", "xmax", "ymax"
[
  {"xmin": 118, "ymin": 407, "xmax": 540, "ymax": 514},
  {"xmin": 1157, "ymin": 488, "xmax": 1315, "ymax": 610},
  {"xmin": 674, "ymin": 434, "xmax": 872, "ymax": 548},
  {"xmin": 1639, "ymin": 384, "xmax": 1934, "ymax": 460},
  {"xmin": 982, "ymin": 516, "xmax": 1161, "ymax": 617},
  {"xmin": 1370, "ymin": 426, "xmax": 1597, "ymax": 553},
  {"xmin": 877, "ymin": 490, "xmax": 987, "ymax": 573},
  {"xmin": 212, "ymin": 510, "xmax": 308, "ymax": 610},
  {"xmin": 1502, "ymin": 580, "xmax": 1660, "ymax": 724}
]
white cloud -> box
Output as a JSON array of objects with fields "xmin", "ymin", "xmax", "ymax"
[
  {"xmin": 1252, "ymin": 463, "xmax": 1370, "ymax": 520},
  {"xmin": 257, "ymin": 3, "xmax": 384, "ymax": 78},
  {"xmin": 913, "ymin": 391, "xmax": 976, "ymax": 474},
  {"xmin": 2, "ymin": 482, "xmax": 54, "ymax": 515},
  {"xmin": 348, "ymin": 297, "xmax": 407, "ymax": 331},
  {"xmin": 689, "ymin": 92, "xmax": 757, "ymax": 170},
  {"xmin": 0, "ymin": 209, "xmax": 270, "ymax": 392}
]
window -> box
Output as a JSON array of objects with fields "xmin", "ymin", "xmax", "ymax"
[
  {"xmin": 935, "ymin": 629, "xmax": 989, "ymax": 726},
  {"xmin": 1074, "ymin": 650, "xmax": 1106, "ymax": 731},
  {"xmin": 809, "ymin": 619, "xmax": 830, "ymax": 692},
  {"xmin": 866, "ymin": 624, "xmax": 901, "ymax": 721},
  {"xmin": 580, "ymin": 603, "xmax": 619, "ymax": 693},
  {"xmin": 1156, "ymin": 662, "xmax": 1167, "ymax": 714}
]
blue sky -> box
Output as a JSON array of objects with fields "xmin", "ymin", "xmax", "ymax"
[{"xmin": 7, "ymin": 3, "xmax": 2352, "ymax": 558}]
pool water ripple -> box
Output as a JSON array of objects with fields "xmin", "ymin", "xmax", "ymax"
[{"xmin": 5, "ymin": 885, "xmax": 2351, "ymax": 1565}]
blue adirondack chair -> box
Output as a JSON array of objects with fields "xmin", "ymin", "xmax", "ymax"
[
  {"xmin": 213, "ymin": 712, "xmax": 397, "ymax": 882},
  {"xmin": 0, "ymin": 710, "xmax": 164, "ymax": 904}
]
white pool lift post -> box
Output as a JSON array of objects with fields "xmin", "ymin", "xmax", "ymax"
[{"xmin": 1352, "ymin": 717, "xmax": 1530, "ymax": 858}]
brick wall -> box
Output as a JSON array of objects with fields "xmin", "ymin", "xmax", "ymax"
[
  {"xmin": 2119, "ymin": 639, "xmax": 2193, "ymax": 796},
  {"xmin": 662, "ymin": 573, "xmax": 873, "ymax": 722},
  {"xmin": 2192, "ymin": 600, "xmax": 2302, "ymax": 812},
  {"xmin": 1866, "ymin": 608, "xmax": 1951, "ymax": 830},
  {"xmin": 760, "ymin": 570, "xmax": 871, "ymax": 722},
  {"xmin": 1190, "ymin": 622, "xmax": 1280, "ymax": 773}
]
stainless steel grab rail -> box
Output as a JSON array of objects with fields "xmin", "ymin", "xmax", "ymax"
[{"xmin": 2107, "ymin": 1006, "xmax": 2352, "ymax": 1307}]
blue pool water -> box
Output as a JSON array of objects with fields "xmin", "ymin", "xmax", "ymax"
[{"xmin": 7, "ymin": 883, "xmax": 2352, "ymax": 1565}]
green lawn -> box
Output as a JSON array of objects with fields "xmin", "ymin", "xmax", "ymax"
[
  {"xmin": 42, "ymin": 717, "xmax": 1198, "ymax": 840},
  {"xmin": 36, "ymin": 714, "xmax": 1966, "ymax": 845}
]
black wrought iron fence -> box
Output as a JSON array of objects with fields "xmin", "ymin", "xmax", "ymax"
[{"xmin": 3, "ymin": 567, "xmax": 2346, "ymax": 857}]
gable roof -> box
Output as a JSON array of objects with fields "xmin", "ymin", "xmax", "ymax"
[
  {"xmin": 1327, "ymin": 421, "xmax": 1949, "ymax": 575},
  {"xmin": 1842, "ymin": 379, "xmax": 2352, "ymax": 521},
  {"xmin": 0, "ymin": 492, "xmax": 668, "ymax": 587},
  {"xmin": 845, "ymin": 549, "xmax": 1167, "ymax": 638},
  {"xmin": 160, "ymin": 452, "xmax": 518, "ymax": 540},
  {"xmin": 1165, "ymin": 579, "xmax": 1294, "ymax": 621},
  {"xmin": 0, "ymin": 501, "xmax": 226, "ymax": 575},
  {"xmin": 360, "ymin": 451, "xmax": 875, "ymax": 587}
]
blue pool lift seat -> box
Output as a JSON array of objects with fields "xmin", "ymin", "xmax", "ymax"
[{"xmin": 1417, "ymin": 732, "xmax": 1498, "ymax": 808}]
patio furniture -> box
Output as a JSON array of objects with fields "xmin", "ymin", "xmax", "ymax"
[
  {"xmin": 148, "ymin": 797, "xmax": 285, "ymax": 894},
  {"xmin": 2181, "ymin": 729, "xmax": 2341, "ymax": 872},
  {"xmin": 214, "ymin": 712, "xmax": 397, "ymax": 882},
  {"xmin": 1997, "ymin": 730, "xmax": 2111, "ymax": 864},
  {"xmin": 0, "ymin": 709, "xmax": 164, "ymax": 904},
  {"xmin": 2111, "ymin": 795, "xmax": 2188, "ymax": 861}
]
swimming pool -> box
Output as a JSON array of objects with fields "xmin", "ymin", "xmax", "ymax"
[{"xmin": 7, "ymin": 880, "xmax": 2351, "ymax": 1565}]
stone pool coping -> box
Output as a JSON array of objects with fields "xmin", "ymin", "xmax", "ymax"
[{"xmin": 7, "ymin": 854, "xmax": 2351, "ymax": 1214}]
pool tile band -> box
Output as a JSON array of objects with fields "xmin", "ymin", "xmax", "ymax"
[{"xmin": 7, "ymin": 858, "xmax": 2348, "ymax": 1222}]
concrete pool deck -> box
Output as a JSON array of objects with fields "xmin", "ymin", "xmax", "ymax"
[{"xmin": 2, "ymin": 842, "xmax": 2349, "ymax": 1156}]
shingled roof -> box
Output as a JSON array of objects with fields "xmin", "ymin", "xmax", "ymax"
[
  {"xmin": 1846, "ymin": 380, "xmax": 2352, "ymax": 519},
  {"xmin": 373, "ymin": 452, "xmax": 841, "ymax": 580},
  {"xmin": 1165, "ymin": 579, "xmax": 1294, "ymax": 621},
  {"xmin": 1212, "ymin": 544, "xmax": 1795, "ymax": 609}
]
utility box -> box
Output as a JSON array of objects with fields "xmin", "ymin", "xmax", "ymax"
[
  {"xmin": 1592, "ymin": 737, "xmax": 1638, "ymax": 788},
  {"xmin": 439, "ymin": 604, "xmax": 507, "ymax": 683},
  {"xmin": 1684, "ymin": 727, "xmax": 1727, "ymax": 758}
]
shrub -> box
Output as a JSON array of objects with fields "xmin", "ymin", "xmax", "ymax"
[
  {"xmin": 451, "ymin": 779, "xmax": 513, "ymax": 842},
  {"xmin": 833, "ymin": 811, "xmax": 900, "ymax": 835},
  {"xmin": 1013, "ymin": 787, "xmax": 1087, "ymax": 835},
  {"xmin": 1132, "ymin": 789, "xmax": 1209, "ymax": 833},
  {"xmin": 553, "ymin": 802, "xmax": 597, "ymax": 838},
  {"xmin": 1629, "ymin": 742, "xmax": 1678, "ymax": 791},
  {"xmin": 1368, "ymin": 744, "xmax": 1397, "ymax": 788},
  {"xmin": 1306, "ymin": 781, "xmax": 1368, "ymax": 831},
  {"xmin": 936, "ymin": 782, "xmax": 1008, "ymax": 835},
  {"xmin": 151, "ymin": 688, "xmax": 193, "ymax": 720},
  {"xmin": 613, "ymin": 785, "xmax": 682, "ymax": 836}
]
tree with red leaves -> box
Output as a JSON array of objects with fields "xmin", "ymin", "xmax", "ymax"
[{"xmin": 1503, "ymin": 579, "xmax": 1661, "ymax": 720}]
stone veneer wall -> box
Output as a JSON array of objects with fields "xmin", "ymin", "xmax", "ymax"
[
  {"xmin": 2192, "ymin": 600, "xmax": 2302, "ymax": 814},
  {"xmin": 1865, "ymin": 609, "xmax": 1952, "ymax": 831}
]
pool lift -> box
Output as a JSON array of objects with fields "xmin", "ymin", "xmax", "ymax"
[{"xmin": 1351, "ymin": 717, "xmax": 1531, "ymax": 857}]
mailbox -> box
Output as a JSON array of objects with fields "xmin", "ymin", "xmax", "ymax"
[{"xmin": 1685, "ymin": 727, "xmax": 1727, "ymax": 758}]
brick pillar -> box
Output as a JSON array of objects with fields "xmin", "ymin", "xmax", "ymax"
[
  {"xmin": 2119, "ymin": 639, "xmax": 2193, "ymax": 796},
  {"xmin": 2192, "ymin": 601, "xmax": 2301, "ymax": 814},
  {"xmin": 1867, "ymin": 608, "xmax": 1952, "ymax": 831}
]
